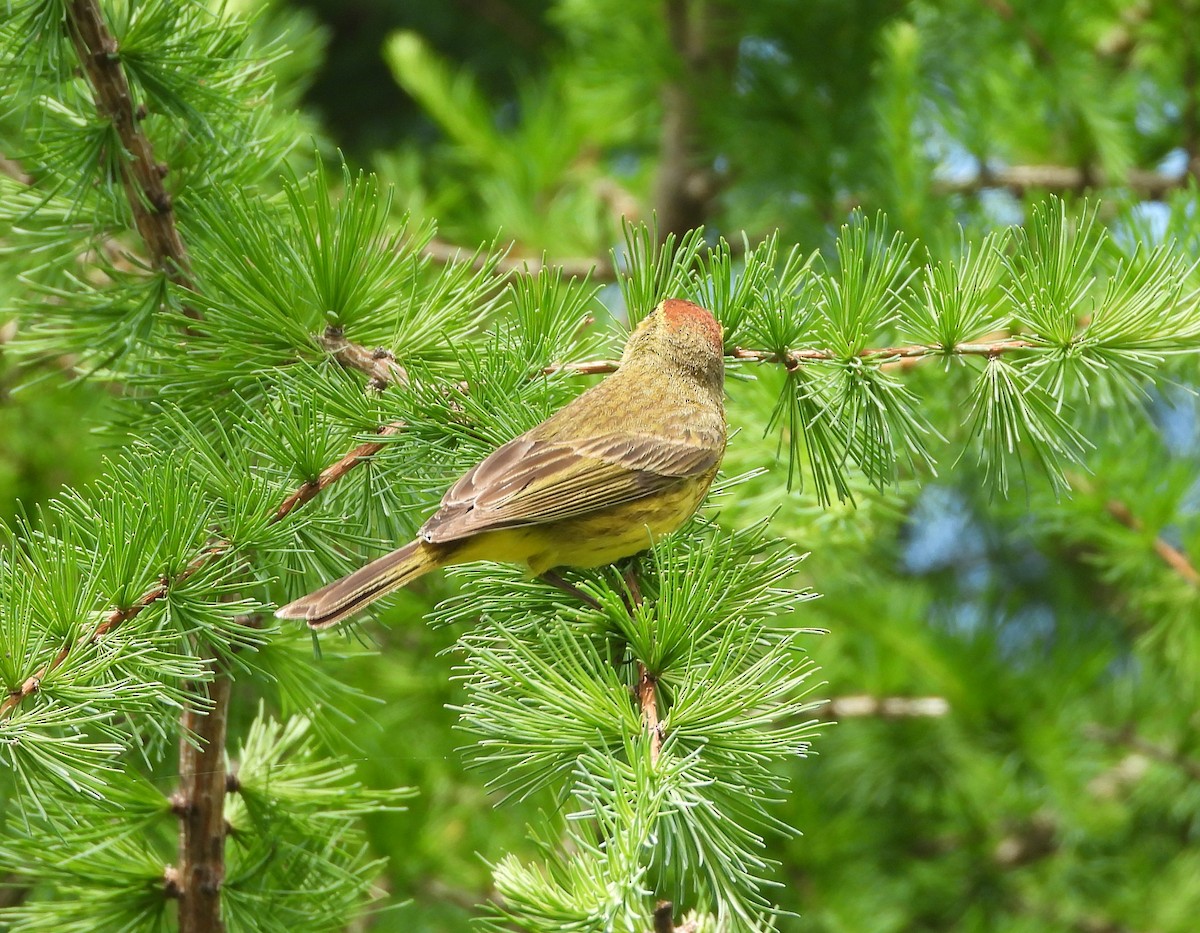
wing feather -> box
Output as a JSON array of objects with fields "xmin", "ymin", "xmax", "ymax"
[{"xmin": 420, "ymin": 432, "xmax": 721, "ymax": 543}]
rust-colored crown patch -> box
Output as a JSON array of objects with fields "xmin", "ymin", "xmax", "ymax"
[{"xmin": 660, "ymin": 298, "xmax": 723, "ymax": 349}]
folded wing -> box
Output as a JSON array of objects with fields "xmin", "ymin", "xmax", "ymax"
[{"xmin": 420, "ymin": 432, "xmax": 721, "ymax": 543}]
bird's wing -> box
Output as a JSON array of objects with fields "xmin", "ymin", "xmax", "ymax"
[{"xmin": 419, "ymin": 432, "xmax": 721, "ymax": 543}]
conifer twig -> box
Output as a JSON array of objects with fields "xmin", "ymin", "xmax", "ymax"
[
  {"xmin": 0, "ymin": 543, "xmax": 228, "ymax": 718},
  {"xmin": 1102, "ymin": 499, "xmax": 1200, "ymax": 587},
  {"xmin": 819, "ymin": 695, "xmax": 950, "ymax": 720},
  {"xmin": 172, "ymin": 670, "xmax": 233, "ymax": 933},
  {"xmin": 64, "ymin": 0, "xmax": 193, "ymax": 292},
  {"xmin": 318, "ymin": 328, "xmax": 410, "ymax": 389},
  {"xmin": 1067, "ymin": 473, "xmax": 1200, "ymax": 588},
  {"xmin": 620, "ymin": 566, "xmax": 663, "ymax": 764},
  {"xmin": 1085, "ymin": 724, "xmax": 1200, "ymax": 782},
  {"xmin": 931, "ymin": 164, "xmax": 1190, "ymax": 200},
  {"xmin": 653, "ymin": 901, "xmax": 675, "ymax": 933},
  {"xmin": 537, "ymin": 337, "xmax": 1036, "ymax": 377},
  {"xmin": 421, "ymin": 238, "xmax": 614, "ymax": 281},
  {"xmin": 638, "ymin": 663, "xmax": 663, "ymax": 765},
  {"xmin": 273, "ymin": 422, "xmax": 408, "ymax": 523}
]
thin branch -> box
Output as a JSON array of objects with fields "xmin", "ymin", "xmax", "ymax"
[
  {"xmin": 619, "ymin": 565, "xmax": 663, "ymax": 764},
  {"xmin": 173, "ymin": 670, "xmax": 232, "ymax": 933},
  {"xmin": 1085, "ymin": 724, "xmax": 1200, "ymax": 782},
  {"xmin": 992, "ymin": 813, "xmax": 1058, "ymax": 868},
  {"xmin": 932, "ymin": 164, "xmax": 1190, "ymax": 200},
  {"xmin": 0, "ymin": 155, "xmax": 32, "ymax": 185},
  {"xmin": 421, "ymin": 238, "xmax": 613, "ymax": 281},
  {"xmin": 0, "ymin": 543, "xmax": 228, "ymax": 718},
  {"xmin": 653, "ymin": 901, "xmax": 676, "ymax": 933},
  {"xmin": 819, "ymin": 695, "xmax": 950, "ymax": 720},
  {"xmin": 538, "ymin": 337, "xmax": 1036, "ymax": 378},
  {"xmin": 541, "ymin": 358, "xmax": 624, "ymax": 377},
  {"xmin": 272, "ymin": 421, "xmax": 406, "ymax": 523},
  {"xmin": 638, "ymin": 663, "xmax": 663, "ymax": 765},
  {"xmin": 730, "ymin": 338, "xmax": 1035, "ymax": 367},
  {"xmin": 1104, "ymin": 499, "xmax": 1200, "ymax": 586},
  {"xmin": 65, "ymin": 0, "xmax": 193, "ymax": 293},
  {"xmin": 318, "ymin": 327, "xmax": 410, "ymax": 389},
  {"xmin": 1068, "ymin": 473, "xmax": 1200, "ymax": 588}
]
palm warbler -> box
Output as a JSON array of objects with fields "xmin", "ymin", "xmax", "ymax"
[{"xmin": 277, "ymin": 298, "xmax": 726, "ymax": 629}]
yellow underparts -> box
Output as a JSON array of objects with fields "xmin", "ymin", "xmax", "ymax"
[{"xmin": 441, "ymin": 475, "xmax": 712, "ymax": 575}]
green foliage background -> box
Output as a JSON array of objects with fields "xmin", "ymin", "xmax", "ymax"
[{"xmin": 3, "ymin": 1, "xmax": 1200, "ymax": 931}]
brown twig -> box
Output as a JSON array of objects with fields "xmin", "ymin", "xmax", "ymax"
[
  {"xmin": 62, "ymin": 6, "xmax": 224, "ymax": 928},
  {"xmin": 932, "ymin": 164, "xmax": 1189, "ymax": 200},
  {"xmin": 992, "ymin": 812, "xmax": 1058, "ymax": 868},
  {"xmin": 638, "ymin": 663, "xmax": 663, "ymax": 765},
  {"xmin": 272, "ymin": 422, "xmax": 407, "ymax": 523},
  {"xmin": 318, "ymin": 328, "xmax": 410, "ymax": 390},
  {"xmin": 1103, "ymin": 499, "xmax": 1200, "ymax": 586},
  {"xmin": 0, "ymin": 155, "xmax": 32, "ymax": 185},
  {"xmin": 538, "ymin": 337, "xmax": 1036, "ymax": 378},
  {"xmin": 818, "ymin": 695, "xmax": 950, "ymax": 720},
  {"xmin": 173, "ymin": 670, "xmax": 233, "ymax": 933},
  {"xmin": 65, "ymin": 0, "xmax": 193, "ymax": 293},
  {"xmin": 619, "ymin": 566, "xmax": 663, "ymax": 764},
  {"xmin": 420, "ymin": 237, "xmax": 614, "ymax": 281},
  {"xmin": 1085, "ymin": 724, "xmax": 1200, "ymax": 782},
  {"xmin": 541, "ymin": 358, "xmax": 624, "ymax": 377},
  {"xmin": 0, "ymin": 543, "xmax": 229, "ymax": 719}
]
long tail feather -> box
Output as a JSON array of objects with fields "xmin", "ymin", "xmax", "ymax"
[{"xmin": 276, "ymin": 539, "xmax": 438, "ymax": 630}]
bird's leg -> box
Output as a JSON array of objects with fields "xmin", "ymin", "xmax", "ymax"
[
  {"xmin": 538, "ymin": 570, "xmax": 602, "ymax": 611},
  {"xmin": 620, "ymin": 561, "xmax": 644, "ymax": 613},
  {"xmin": 618, "ymin": 561, "xmax": 662, "ymax": 762}
]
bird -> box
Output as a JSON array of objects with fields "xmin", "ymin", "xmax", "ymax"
[{"xmin": 277, "ymin": 298, "xmax": 727, "ymax": 630}]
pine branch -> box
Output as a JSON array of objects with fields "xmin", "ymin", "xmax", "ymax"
[
  {"xmin": 637, "ymin": 663, "xmax": 663, "ymax": 765},
  {"xmin": 64, "ymin": 0, "xmax": 193, "ymax": 293},
  {"xmin": 932, "ymin": 164, "xmax": 1191, "ymax": 200},
  {"xmin": 1068, "ymin": 473, "xmax": 1200, "ymax": 587},
  {"xmin": 172, "ymin": 670, "xmax": 233, "ymax": 933},
  {"xmin": 1085, "ymin": 724, "xmax": 1200, "ymax": 782},
  {"xmin": 317, "ymin": 327, "xmax": 410, "ymax": 390},
  {"xmin": 1104, "ymin": 499, "xmax": 1200, "ymax": 586},
  {"xmin": 0, "ymin": 543, "xmax": 229, "ymax": 719},
  {"xmin": 819, "ymin": 695, "xmax": 950, "ymax": 720},
  {"xmin": 2, "ymin": 411, "xmax": 406, "ymax": 721},
  {"xmin": 421, "ymin": 238, "xmax": 614, "ymax": 281},
  {"xmin": 272, "ymin": 421, "xmax": 407, "ymax": 522}
]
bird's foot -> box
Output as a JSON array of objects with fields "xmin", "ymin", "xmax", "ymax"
[{"xmin": 539, "ymin": 570, "xmax": 602, "ymax": 611}]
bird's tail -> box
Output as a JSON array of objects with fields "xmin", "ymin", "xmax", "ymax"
[{"xmin": 276, "ymin": 539, "xmax": 439, "ymax": 630}]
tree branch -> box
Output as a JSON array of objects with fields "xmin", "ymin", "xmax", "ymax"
[
  {"xmin": 172, "ymin": 669, "xmax": 233, "ymax": 933},
  {"xmin": 638, "ymin": 662, "xmax": 663, "ymax": 765},
  {"xmin": 932, "ymin": 164, "xmax": 1190, "ymax": 200},
  {"xmin": 818, "ymin": 695, "xmax": 950, "ymax": 720},
  {"xmin": 1068, "ymin": 473, "xmax": 1200, "ymax": 588},
  {"xmin": 65, "ymin": 0, "xmax": 193, "ymax": 293},
  {"xmin": 272, "ymin": 421, "xmax": 407, "ymax": 523},
  {"xmin": 318, "ymin": 327, "xmax": 410, "ymax": 389},
  {"xmin": 1085, "ymin": 723, "xmax": 1200, "ymax": 782},
  {"xmin": 420, "ymin": 238, "xmax": 614, "ymax": 282}
]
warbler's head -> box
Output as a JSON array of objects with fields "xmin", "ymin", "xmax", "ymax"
[{"xmin": 622, "ymin": 298, "xmax": 725, "ymax": 385}]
